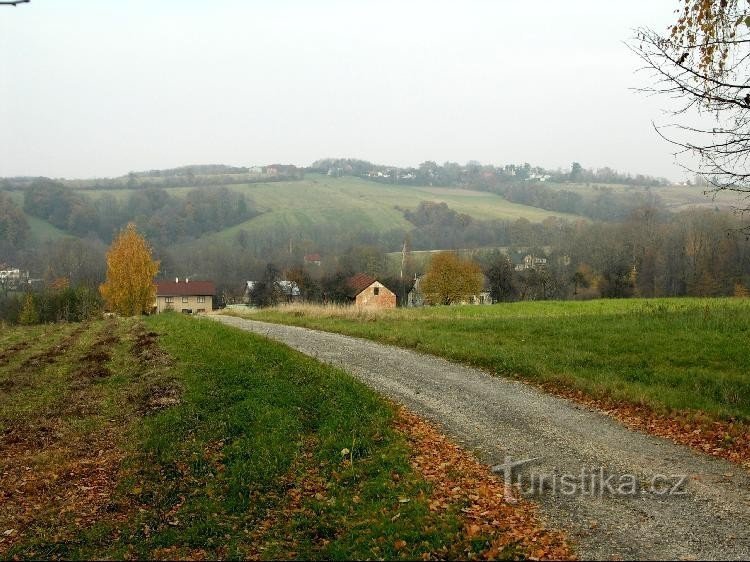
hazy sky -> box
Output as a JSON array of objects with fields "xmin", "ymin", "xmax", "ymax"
[{"xmin": 1, "ymin": 1, "xmax": 685, "ymax": 179}]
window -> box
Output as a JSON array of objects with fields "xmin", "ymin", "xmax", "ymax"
[
  {"xmin": 181, "ymin": 309, "xmax": 192, "ymax": 314},
  {"xmin": 165, "ymin": 297, "xmax": 174, "ymax": 303},
  {"xmin": 374, "ymin": 287, "xmax": 380, "ymax": 295},
  {"xmin": 182, "ymin": 296, "xmax": 189, "ymax": 303},
  {"xmin": 197, "ymin": 308, "xmax": 205, "ymax": 313},
  {"xmin": 197, "ymin": 296, "xmax": 205, "ymax": 303}
]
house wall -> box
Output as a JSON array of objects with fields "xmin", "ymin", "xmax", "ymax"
[
  {"xmin": 156, "ymin": 295, "xmax": 213, "ymax": 314},
  {"xmin": 354, "ymin": 281, "xmax": 396, "ymax": 309}
]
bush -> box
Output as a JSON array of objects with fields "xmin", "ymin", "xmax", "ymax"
[{"xmin": 0, "ymin": 286, "xmax": 103, "ymax": 325}]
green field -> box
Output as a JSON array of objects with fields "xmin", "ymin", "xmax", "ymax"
[
  {"xmin": 76, "ymin": 174, "xmax": 583, "ymax": 242},
  {"xmin": 246, "ymin": 298, "xmax": 750, "ymax": 423},
  {"xmin": 543, "ymin": 181, "xmax": 734, "ymax": 212},
  {"xmin": 0, "ymin": 314, "xmax": 560, "ymax": 560},
  {"xmin": 7, "ymin": 191, "xmax": 67, "ymax": 242}
]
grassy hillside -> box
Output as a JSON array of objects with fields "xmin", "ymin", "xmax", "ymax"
[
  {"xmin": 7, "ymin": 191, "xmax": 67, "ymax": 242},
  {"xmin": 76, "ymin": 174, "xmax": 583, "ymax": 242},
  {"xmin": 0, "ymin": 315, "xmax": 567, "ymax": 560},
  {"xmin": 243, "ymin": 298, "xmax": 750, "ymax": 424},
  {"xmin": 544, "ymin": 181, "xmax": 735, "ymax": 212}
]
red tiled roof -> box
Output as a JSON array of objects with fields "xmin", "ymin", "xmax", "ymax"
[
  {"xmin": 155, "ymin": 280, "xmax": 216, "ymax": 296},
  {"xmin": 346, "ymin": 273, "xmax": 377, "ymax": 297},
  {"xmin": 304, "ymin": 253, "xmax": 321, "ymax": 262}
]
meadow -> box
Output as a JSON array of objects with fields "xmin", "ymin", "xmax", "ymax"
[
  {"xmin": 245, "ymin": 298, "xmax": 750, "ymax": 423},
  {"xmin": 1, "ymin": 314, "xmax": 563, "ymax": 559},
  {"xmin": 75, "ymin": 174, "xmax": 583, "ymax": 241}
]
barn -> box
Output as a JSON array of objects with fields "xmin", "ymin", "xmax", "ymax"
[{"xmin": 346, "ymin": 273, "xmax": 396, "ymax": 309}]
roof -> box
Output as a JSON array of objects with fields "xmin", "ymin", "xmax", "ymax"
[
  {"xmin": 346, "ymin": 273, "xmax": 377, "ymax": 297},
  {"xmin": 155, "ymin": 280, "xmax": 215, "ymax": 296},
  {"xmin": 304, "ymin": 253, "xmax": 321, "ymax": 262}
]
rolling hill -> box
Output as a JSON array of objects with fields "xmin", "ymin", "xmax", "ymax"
[{"xmin": 76, "ymin": 173, "xmax": 584, "ymax": 243}]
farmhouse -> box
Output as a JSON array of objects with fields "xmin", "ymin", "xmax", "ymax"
[
  {"xmin": 304, "ymin": 253, "xmax": 322, "ymax": 266},
  {"xmin": 346, "ymin": 273, "xmax": 396, "ymax": 308},
  {"xmin": 154, "ymin": 278, "xmax": 215, "ymax": 314}
]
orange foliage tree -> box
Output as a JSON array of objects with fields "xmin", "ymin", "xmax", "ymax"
[
  {"xmin": 421, "ymin": 251, "xmax": 483, "ymax": 305},
  {"xmin": 99, "ymin": 223, "xmax": 159, "ymax": 315}
]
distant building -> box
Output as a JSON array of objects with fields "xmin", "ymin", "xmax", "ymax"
[
  {"xmin": 514, "ymin": 254, "xmax": 547, "ymax": 272},
  {"xmin": 346, "ymin": 273, "xmax": 396, "ymax": 309},
  {"xmin": 154, "ymin": 278, "xmax": 215, "ymax": 314},
  {"xmin": 0, "ymin": 267, "xmax": 29, "ymax": 290},
  {"xmin": 264, "ymin": 164, "xmax": 300, "ymax": 177},
  {"xmin": 304, "ymin": 253, "xmax": 322, "ymax": 266}
]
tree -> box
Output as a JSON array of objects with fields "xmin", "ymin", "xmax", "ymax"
[
  {"xmin": 18, "ymin": 293, "xmax": 39, "ymax": 325},
  {"xmin": 484, "ymin": 252, "xmax": 515, "ymax": 302},
  {"xmin": 633, "ymin": 1, "xmax": 750, "ymax": 211},
  {"xmin": 421, "ymin": 252, "xmax": 483, "ymax": 305},
  {"xmin": 99, "ymin": 223, "xmax": 159, "ymax": 315},
  {"xmin": 570, "ymin": 162, "xmax": 583, "ymax": 182},
  {"xmin": 249, "ymin": 263, "xmax": 281, "ymax": 307}
]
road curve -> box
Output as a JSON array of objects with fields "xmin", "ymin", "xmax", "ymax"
[{"xmin": 212, "ymin": 315, "xmax": 750, "ymax": 561}]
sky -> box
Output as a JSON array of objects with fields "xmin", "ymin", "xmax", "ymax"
[{"xmin": 0, "ymin": 1, "xmax": 687, "ymax": 180}]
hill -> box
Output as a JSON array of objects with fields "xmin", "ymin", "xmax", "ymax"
[
  {"xmin": 6, "ymin": 191, "xmax": 67, "ymax": 242},
  {"xmin": 75, "ymin": 173, "xmax": 584, "ymax": 242}
]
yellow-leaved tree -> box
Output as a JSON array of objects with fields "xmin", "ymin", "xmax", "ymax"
[
  {"xmin": 100, "ymin": 223, "xmax": 159, "ymax": 316},
  {"xmin": 421, "ymin": 251, "xmax": 482, "ymax": 305}
]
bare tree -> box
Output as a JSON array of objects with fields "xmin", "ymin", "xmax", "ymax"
[
  {"xmin": 0, "ymin": 1, "xmax": 30, "ymax": 6},
  {"xmin": 632, "ymin": 0, "xmax": 750, "ymax": 214}
]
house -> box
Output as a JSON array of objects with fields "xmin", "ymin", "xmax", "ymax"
[
  {"xmin": 304, "ymin": 253, "xmax": 322, "ymax": 266},
  {"xmin": 154, "ymin": 278, "xmax": 215, "ymax": 314},
  {"xmin": 264, "ymin": 164, "xmax": 300, "ymax": 177},
  {"xmin": 514, "ymin": 254, "xmax": 547, "ymax": 272},
  {"xmin": 346, "ymin": 273, "xmax": 396, "ymax": 308},
  {"xmin": 0, "ymin": 267, "xmax": 29, "ymax": 290}
]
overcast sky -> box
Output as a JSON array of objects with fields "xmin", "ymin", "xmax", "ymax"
[{"xmin": 1, "ymin": 1, "xmax": 685, "ymax": 180}]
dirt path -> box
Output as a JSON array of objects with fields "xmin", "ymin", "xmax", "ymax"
[{"xmin": 213, "ymin": 315, "xmax": 750, "ymax": 561}]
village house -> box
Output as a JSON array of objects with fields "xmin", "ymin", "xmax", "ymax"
[
  {"xmin": 154, "ymin": 278, "xmax": 215, "ymax": 314},
  {"xmin": 303, "ymin": 253, "xmax": 322, "ymax": 266},
  {"xmin": 514, "ymin": 254, "xmax": 548, "ymax": 272},
  {"xmin": 0, "ymin": 267, "xmax": 29, "ymax": 291},
  {"xmin": 346, "ymin": 273, "xmax": 396, "ymax": 308}
]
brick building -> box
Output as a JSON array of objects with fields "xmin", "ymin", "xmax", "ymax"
[{"xmin": 346, "ymin": 273, "xmax": 396, "ymax": 309}]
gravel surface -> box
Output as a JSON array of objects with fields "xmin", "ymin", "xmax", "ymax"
[{"xmin": 213, "ymin": 315, "xmax": 750, "ymax": 560}]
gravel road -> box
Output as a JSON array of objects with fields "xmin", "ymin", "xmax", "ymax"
[{"xmin": 213, "ymin": 315, "xmax": 750, "ymax": 560}]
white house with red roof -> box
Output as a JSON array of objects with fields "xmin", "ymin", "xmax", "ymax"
[{"xmin": 154, "ymin": 278, "xmax": 216, "ymax": 314}]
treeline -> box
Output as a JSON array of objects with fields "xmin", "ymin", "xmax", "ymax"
[
  {"xmin": 0, "ymin": 192, "xmax": 30, "ymax": 247},
  {"xmin": 0, "ymin": 286, "xmax": 102, "ymax": 325},
  {"xmin": 20, "ymin": 179, "xmax": 256, "ymax": 244},
  {"xmin": 491, "ymin": 183, "xmax": 663, "ymax": 221},
  {"xmin": 477, "ymin": 208, "xmax": 750, "ymax": 301},
  {"xmin": 310, "ymin": 158, "xmax": 670, "ymax": 188}
]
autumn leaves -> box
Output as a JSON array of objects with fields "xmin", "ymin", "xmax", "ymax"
[{"xmin": 99, "ymin": 223, "xmax": 159, "ymax": 316}]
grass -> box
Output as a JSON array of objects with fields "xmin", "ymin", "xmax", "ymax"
[
  {"xmin": 3, "ymin": 314, "xmax": 525, "ymax": 560},
  {"xmin": 75, "ymin": 174, "xmax": 583, "ymax": 243},
  {"xmin": 241, "ymin": 298, "xmax": 750, "ymax": 423},
  {"xmin": 6, "ymin": 191, "xmax": 68, "ymax": 241}
]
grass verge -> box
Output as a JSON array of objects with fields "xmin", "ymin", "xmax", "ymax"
[
  {"xmin": 237, "ymin": 298, "xmax": 750, "ymax": 465},
  {"xmin": 1, "ymin": 314, "xmax": 570, "ymax": 559}
]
